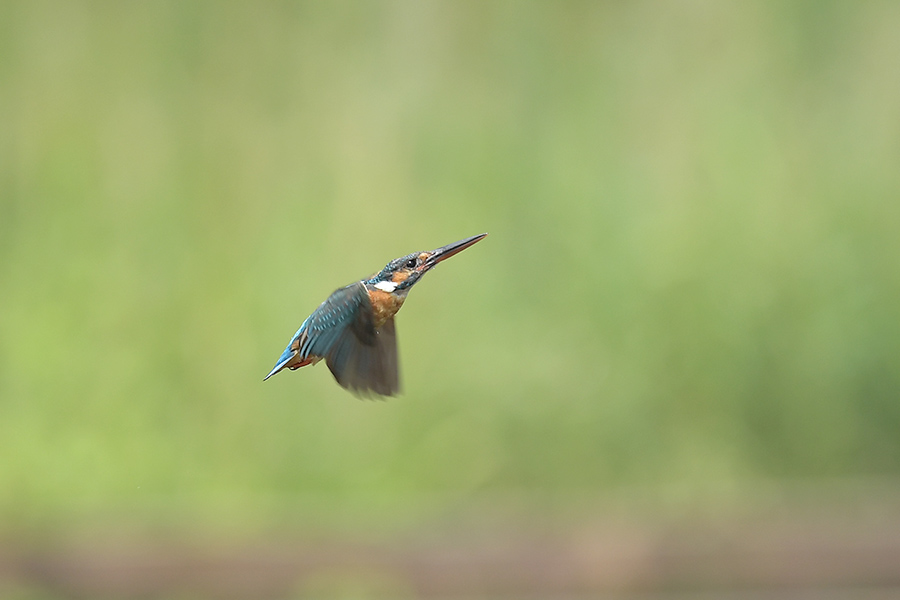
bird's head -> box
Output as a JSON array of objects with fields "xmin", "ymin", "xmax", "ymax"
[{"xmin": 367, "ymin": 233, "xmax": 487, "ymax": 294}]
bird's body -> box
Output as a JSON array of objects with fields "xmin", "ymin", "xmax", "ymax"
[
  {"xmin": 265, "ymin": 233, "xmax": 486, "ymax": 396},
  {"xmin": 367, "ymin": 286, "xmax": 407, "ymax": 329}
]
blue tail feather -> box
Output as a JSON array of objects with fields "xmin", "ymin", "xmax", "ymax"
[{"xmin": 263, "ymin": 321, "xmax": 307, "ymax": 381}]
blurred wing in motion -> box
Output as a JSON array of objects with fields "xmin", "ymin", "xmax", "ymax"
[
  {"xmin": 265, "ymin": 282, "xmax": 400, "ymax": 396},
  {"xmin": 326, "ymin": 314, "xmax": 399, "ymax": 397}
]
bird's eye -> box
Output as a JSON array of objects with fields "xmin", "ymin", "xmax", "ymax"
[{"xmin": 405, "ymin": 258, "xmax": 417, "ymax": 268}]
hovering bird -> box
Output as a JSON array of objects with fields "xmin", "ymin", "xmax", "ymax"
[{"xmin": 264, "ymin": 233, "xmax": 487, "ymax": 396}]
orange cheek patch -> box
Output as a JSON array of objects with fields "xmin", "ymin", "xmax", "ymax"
[{"xmin": 392, "ymin": 270, "xmax": 410, "ymax": 283}]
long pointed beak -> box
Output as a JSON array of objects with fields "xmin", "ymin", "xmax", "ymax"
[{"xmin": 424, "ymin": 233, "xmax": 488, "ymax": 268}]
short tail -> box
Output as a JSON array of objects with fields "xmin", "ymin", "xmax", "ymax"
[
  {"xmin": 263, "ymin": 360, "xmax": 290, "ymax": 381},
  {"xmin": 264, "ymin": 346, "xmax": 297, "ymax": 381},
  {"xmin": 264, "ymin": 322, "xmax": 309, "ymax": 381}
]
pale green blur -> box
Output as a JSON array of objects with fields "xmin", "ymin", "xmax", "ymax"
[{"xmin": 0, "ymin": 1, "xmax": 898, "ymax": 538}]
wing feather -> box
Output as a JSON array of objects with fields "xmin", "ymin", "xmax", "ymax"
[
  {"xmin": 265, "ymin": 281, "xmax": 400, "ymax": 395},
  {"xmin": 326, "ymin": 316, "xmax": 399, "ymax": 396}
]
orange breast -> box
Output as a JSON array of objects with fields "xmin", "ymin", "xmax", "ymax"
[{"xmin": 368, "ymin": 289, "xmax": 406, "ymax": 329}]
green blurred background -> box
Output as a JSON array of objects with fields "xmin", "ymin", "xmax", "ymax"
[{"xmin": 1, "ymin": 0, "xmax": 900, "ymax": 588}]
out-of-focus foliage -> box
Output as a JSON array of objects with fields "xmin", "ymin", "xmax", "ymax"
[{"xmin": 0, "ymin": 1, "xmax": 898, "ymax": 535}]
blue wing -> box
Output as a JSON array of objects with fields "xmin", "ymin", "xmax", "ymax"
[
  {"xmin": 300, "ymin": 282, "xmax": 375, "ymax": 359},
  {"xmin": 325, "ymin": 311, "xmax": 399, "ymax": 397},
  {"xmin": 264, "ymin": 283, "xmax": 366, "ymax": 381},
  {"xmin": 264, "ymin": 282, "xmax": 400, "ymax": 396}
]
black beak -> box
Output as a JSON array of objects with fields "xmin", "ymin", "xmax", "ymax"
[{"xmin": 424, "ymin": 233, "xmax": 488, "ymax": 268}]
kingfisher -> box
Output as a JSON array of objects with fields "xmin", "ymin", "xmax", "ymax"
[{"xmin": 264, "ymin": 233, "xmax": 487, "ymax": 396}]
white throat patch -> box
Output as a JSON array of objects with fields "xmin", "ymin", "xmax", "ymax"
[{"xmin": 374, "ymin": 280, "xmax": 398, "ymax": 293}]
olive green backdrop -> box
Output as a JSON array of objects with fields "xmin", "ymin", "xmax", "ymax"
[{"xmin": 1, "ymin": 1, "xmax": 899, "ymax": 538}]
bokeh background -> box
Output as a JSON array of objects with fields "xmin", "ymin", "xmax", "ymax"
[{"xmin": 2, "ymin": 1, "xmax": 900, "ymax": 598}]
